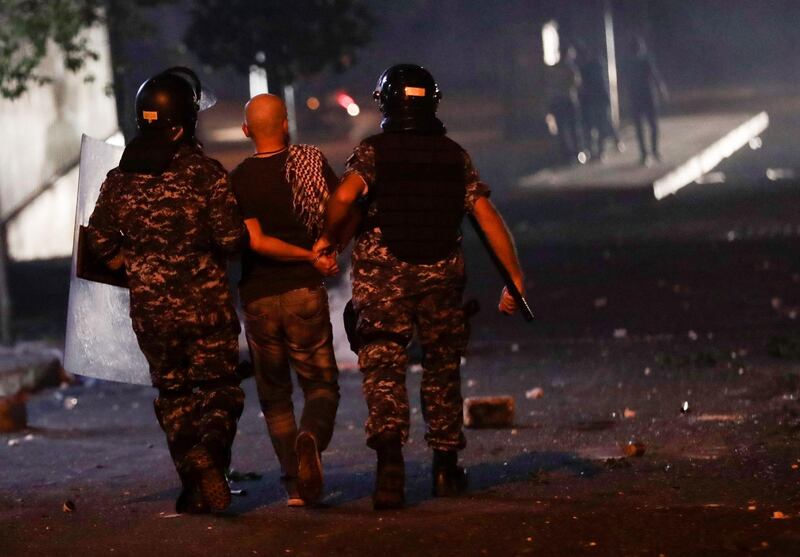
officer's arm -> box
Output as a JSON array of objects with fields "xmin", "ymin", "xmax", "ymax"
[
  {"xmin": 317, "ymin": 172, "xmax": 366, "ymax": 252},
  {"xmin": 208, "ymin": 172, "xmax": 248, "ymax": 254},
  {"xmin": 471, "ymin": 196, "xmax": 525, "ymax": 312},
  {"xmin": 651, "ymin": 59, "xmax": 669, "ymax": 102}
]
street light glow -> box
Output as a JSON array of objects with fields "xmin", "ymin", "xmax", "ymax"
[{"xmin": 542, "ymin": 20, "xmax": 560, "ymax": 66}]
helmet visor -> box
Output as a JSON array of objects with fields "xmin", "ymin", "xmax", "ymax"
[
  {"xmin": 198, "ymin": 87, "xmax": 217, "ymax": 111},
  {"xmin": 162, "ymin": 66, "xmax": 217, "ymax": 111}
]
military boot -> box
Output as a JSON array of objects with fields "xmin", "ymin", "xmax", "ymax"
[
  {"xmin": 372, "ymin": 432, "xmax": 405, "ymax": 510},
  {"xmin": 181, "ymin": 444, "xmax": 231, "ymax": 512},
  {"xmin": 432, "ymin": 449, "xmax": 468, "ymax": 497},
  {"xmin": 175, "ymin": 485, "xmax": 210, "ymax": 514}
]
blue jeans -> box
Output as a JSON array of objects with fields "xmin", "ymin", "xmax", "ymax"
[{"xmin": 243, "ymin": 286, "xmax": 340, "ymax": 479}]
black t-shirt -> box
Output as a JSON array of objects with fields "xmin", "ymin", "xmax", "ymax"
[{"xmin": 231, "ymin": 151, "xmax": 330, "ymax": 303}]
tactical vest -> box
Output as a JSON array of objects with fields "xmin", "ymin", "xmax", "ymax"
[{"xmin": 366, "ymin": 132, "xmax": 466, "ymax": 264}]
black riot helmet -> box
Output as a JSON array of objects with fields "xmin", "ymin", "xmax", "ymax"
[
  {"xmin": 120, "ymin": 67, "xmax": 207, "ymax": 174},
  {"xmin": 373, "ymin": 64, "xmax": 445, "ymax": 134},
  {"xmin": 134, "ymin": 70, "xmax": 199, "ymax": 136}
]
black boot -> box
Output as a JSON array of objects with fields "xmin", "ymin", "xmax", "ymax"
[
  {"xmin": 180, "ymin": 444, "xmax": 231, "ymax": 512},
  {"xmin": 432, "ymin": 450, "xmax": 468, "ymax": 497},
  {"xmin": 175, "ymin": 485, "xmax": 210, "ymax": 514},
  {"xmin": 372, "ymin": 432, "xmax": 405, "ymax": 510}
]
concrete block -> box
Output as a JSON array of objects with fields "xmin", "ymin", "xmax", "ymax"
[
  {"xmin": 464, "ymin": 396, "xmax": 515, "ymax": 428},
  {"xmin": 0, "ymin": 394, "xmax": 27, "ymax": 432}
]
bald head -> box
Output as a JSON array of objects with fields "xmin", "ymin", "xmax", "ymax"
[{"xmin": 243, "ymin": 94, "xmax": 288, "ymax": 143}]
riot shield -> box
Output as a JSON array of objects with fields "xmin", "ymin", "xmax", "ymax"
[{"xmin": 63, "ymin": 134, "xmax": 151, "ymax": 384}]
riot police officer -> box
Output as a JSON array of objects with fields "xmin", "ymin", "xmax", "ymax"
[
  {"xmin": 315, "ymin": 64, "xmax": 525, "ymax": 510},
  {"xmin": 86, "ymin": 68, "xmax": 247, "ymax": 513}
]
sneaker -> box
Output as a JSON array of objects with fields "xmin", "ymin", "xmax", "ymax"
[
  {"xmin": 182, "ymin": 445, "xmax": 231, "ymax": 512},
  {"xmin": 296, "ymin": 431, "xmax": 323, "ymax": 505},
  {"xmin": 282, "ymin": 477, "xmax": 306, "ymax": 508}
]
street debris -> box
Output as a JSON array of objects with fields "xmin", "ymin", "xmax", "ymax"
[
  {"xmin": 64, "ymin": 397, "xmax": 79, "ymax": 410},
  {"xmin": 688, "ymin": 330, "xmax": 699, "ymax": 341},
  {"xmin": 605, "ymin": 457, "xmax": 632, "ymax": 469},
  {"xmin": 525, "ymin": 387, "xmax": 544, "ymax": 400},
  {"xmin": 771, "ymin": 511, "xmax": 789, "ymax": 520},
  {"xmin": 681, "ymin": 401, "xmax": 691, "ymax": 414},
  {"xmin": 613, "ymin": 329, "xmax": 628, "ymax": 339},
  {"xmin": 0, "ymin": 343, "xmax": 68, "ymax": 398},
  {"xmin": 690, "ymin": 414, "xmax": 744, "ymax": 423},
  {"xmin": 593, "ymin": 297, "xmax": 607, "ymax": 308},
  {"xmin": 466, "ymin": 379, "xmax": 478, "ymax": 388},
  {"xmin": 767, "ymin": 335, "xmax": 800, "ymax": 359},
  {"xmin": 463, "ymin": 396, "xmax": 515, "ymax": 428},
  {"xmin": 623, "ymin": 408, "xmax": 636, "ymax": 419},
  {"xmin": 62, "ymin": 500, "xmax": 76, "ymax": 513},
  {"xmin": 528, "ymin": 468, "xmax": 550, "ymax": 484},
  {"xmin": 574, "ymin": 418, "xmax": 616, "ymax": 432},
  {"xmin": 655, "ymin": 350, "xmax": 717, "ymax": 367},
  {"xmin": 623, "ymin": 441, "xmax": 646, "ymax": 458},
  {"xmin": 230, "ymin": 489, "xmax": 247, "ymax": 497},
  {"xmin": 227, "ymin": 470, "xmax": 262, "ymax": 482}
]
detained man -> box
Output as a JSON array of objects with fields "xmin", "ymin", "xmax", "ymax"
[{"xmin": 230, "ymin": 94, "xmax": 341, "ymax": 506}]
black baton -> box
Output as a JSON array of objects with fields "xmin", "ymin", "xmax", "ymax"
[{"xmin": 467, "ymin": 214, "xmax": 534, "ymax": 322}]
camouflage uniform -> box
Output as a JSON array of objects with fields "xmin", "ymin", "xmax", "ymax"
[
  {"xmin": 344, "ymin": 141, "xmax": 489, "ymax": 451},
  {"xmin": 86, "ymin": 142, "xmax": 247, "ymax": 475}
]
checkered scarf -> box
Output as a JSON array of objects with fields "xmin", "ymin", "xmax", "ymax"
[{"xmin": 284, "ymin": 144, "xmax": 331, "ymax": 240}]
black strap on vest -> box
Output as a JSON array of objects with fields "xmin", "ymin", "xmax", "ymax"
[{"xmin": 366, "ymin": 132, "xmax": 466, "ymax": 264}]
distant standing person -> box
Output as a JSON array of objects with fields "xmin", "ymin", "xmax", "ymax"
[
  {"xmin": 545, "ymin": 45, "xmax": 584, "ymax": 165},
  {"xmin": 577, "ymin": 45, "xmax": 621, "ymax": 160},
  {"xmin": 230, "ymin": 94, "xmax": 341, "ymax": 507},
  {"xmin": 629, "ymin": 37, "xmax": 668, "ymax": 166}
]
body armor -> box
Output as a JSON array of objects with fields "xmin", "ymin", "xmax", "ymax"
[{"xmin": 365, "ymin": 132, "xmax": 466, "ymax": 264}]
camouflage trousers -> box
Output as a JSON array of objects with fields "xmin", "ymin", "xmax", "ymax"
[
  {"xmin": 135, "ymin": 322, "xmax": 245, "ymax": 482},
  {"xmin": 356, "ymin": 287, "xmax": 469, "ymax": 451}
]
